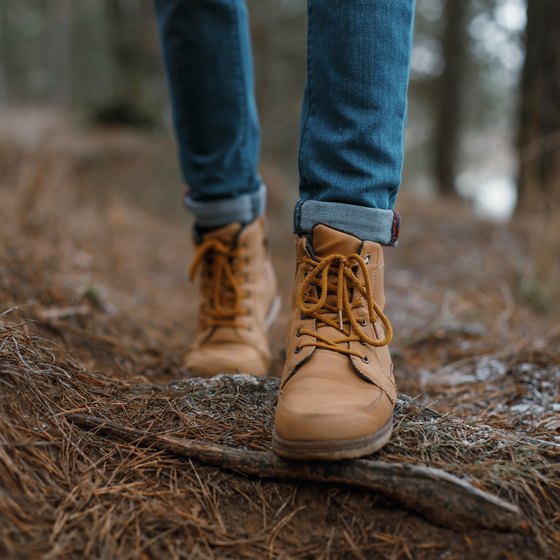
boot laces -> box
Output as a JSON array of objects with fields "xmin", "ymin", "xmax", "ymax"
[
  {"xmin": 296, "ymin": 253, "xmax": 392, "ymax": 358},
  {"xmin": 189, "ymin": 238, "xmax": 248, "ymax": 329}
]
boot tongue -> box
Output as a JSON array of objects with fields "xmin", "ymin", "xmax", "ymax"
[
  {"xmin": 311, "ymin": 225, "xmax": 362, "ymax": 258},
  {"xmin": 198, "ymin": 223, "xmax": 244, "ymax": 340},
  {"xmin": 201, "ymin": 222, "xmax": 243, "ymax": 245},
  {"xmin": 308, "ymin": 225, "xmax": 364, "ymax": 344}
]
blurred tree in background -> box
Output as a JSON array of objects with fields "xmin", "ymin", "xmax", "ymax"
[
  {"xmin": 434, "ymin": 0, "xmax": 468, "ymax": 198},
  {"xmin": 0, "ymin": 0, "xmax": 555, "ymax": 217},
  {"xmin": 517, "ymin": 0, "xmax": 560, "ymax": 212}
]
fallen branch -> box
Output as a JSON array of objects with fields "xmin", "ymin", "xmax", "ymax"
[{"xmin": 66, "ymin": 413, "xmax": 523, "ymax": 532}]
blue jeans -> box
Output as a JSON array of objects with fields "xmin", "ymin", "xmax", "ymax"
[{"xmin": 154, "ymin": 0, "xmax": 415, "ymax": 245}]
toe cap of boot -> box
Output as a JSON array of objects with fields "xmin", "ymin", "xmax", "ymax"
[
  {"xmin": 274, "ymin": 375, "xmax": 394, "ymax": 443},
  {"xmin": 184, "ymin": 343, "xmax": 269, "ymax": 377}
]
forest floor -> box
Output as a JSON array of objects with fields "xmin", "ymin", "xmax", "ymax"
[{"xmin": 0, "ymin": 110, "xmax": 559, "ymax": 559}]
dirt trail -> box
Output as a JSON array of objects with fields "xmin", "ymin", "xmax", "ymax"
[{"xmin": 0, "ymin": 112, "xmax": 558, "ymax": 558}]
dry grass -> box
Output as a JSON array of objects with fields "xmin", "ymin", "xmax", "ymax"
[
  {"xmin": 0, "ymin": 317, "xmax": 555, "ymax": 558},
  {"xmin": 0, "ymin": 317, "xmax": 558, "ymax": 558}
]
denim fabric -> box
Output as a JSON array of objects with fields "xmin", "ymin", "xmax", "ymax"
[
  {"xmin": 185, "ymin": 183, "xmax": 266, "ymax": 228},
  {"xmin": 299, "ymin": 0, "xmax": 415, "ymax": 213},
  {"xmin": 154, "ymin": 0, "xmax": 415, "ymax": 244},
  {"xmin": 154, "ymin": 0, "xmax": 261, "ymax": 202},
  {"xmin": 295, "ymin": 200, "xmax": 400, "ymax": 246}
]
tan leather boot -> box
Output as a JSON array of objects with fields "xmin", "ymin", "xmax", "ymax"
[
  {"xmin": 185, "ymin": 217, "xmax": 280, "ymax": 377},
  {"xmin": 273, "ymin": 224, "xmax": 395, "ymax": 460}
]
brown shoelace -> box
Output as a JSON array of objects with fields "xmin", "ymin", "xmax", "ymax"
[
  {"xmin": 189, "ymin": 238, "xmax": 248, "ymax": 329},
  {"xmin": 296, "ymin": 252, "xmax": 392, "ymax": 359}
]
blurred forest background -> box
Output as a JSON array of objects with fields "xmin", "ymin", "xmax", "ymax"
[{"xmin": 1, "ymin": 0, "xmax": 558, "ymax": 219}]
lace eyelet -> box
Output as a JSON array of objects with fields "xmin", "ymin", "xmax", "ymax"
[
  {"xmin": 360, "ymin": 340, "xmax": 367, "ymax": 346},
  {"xmin": 296, "ymin": 328, "xmax": 302, "ymax": 337},
  {"xmin": 359, "ymin": 317, "xmax": 367, "ymax": 326},
  {"xmin": 300, "ymin": 312, "xmax": 305, "ymax": 320},
  {"xmin": 294, "ymin": 346, "xmax": 301, "ymax": 354},
  {"xmin": 361, "ymin": 355, "xmax": 369, "ymax": 363},
  {"xmin": 364, "ymin": 253, "xmax": 371, "ymax": 264}
]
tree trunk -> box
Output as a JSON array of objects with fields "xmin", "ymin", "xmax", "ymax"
[
  {"xmin": 0, "ymin": 2, "xmax": 7, "ymax": 104},
  {"xmin": 46, "ymin": 0, "xmax": 72, "ymax": 106},
  {"xmin": 517, "ymin": 0, "xmax": 560, "ymax": 212},
  {"xmin": 434, "ymin": 0, "xmax": 468, "ymax": 197}
]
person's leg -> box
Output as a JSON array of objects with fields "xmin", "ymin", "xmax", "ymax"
[
  {"xmin": 153, "ymin": 0, "xmax": 278, "ymax": 377},
  {"xmin": 274, "ymin": 0, "xmax": 415, "ymax": 460},
  {"xmin": 154, "ymin": 0, "xmax": 265, "ymax": 228},
  {"xmin": 295, "ymin": 0, "xmax": 415, "ymax": 246}
]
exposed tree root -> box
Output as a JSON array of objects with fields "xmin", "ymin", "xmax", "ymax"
[{"xmin": 67, "ymin": 412, "xmax": 523, "ymax": 533}]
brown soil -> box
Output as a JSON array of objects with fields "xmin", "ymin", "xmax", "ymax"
[{"xmin": 0, "ymin": 110, "xmax": 558, "ymax": 559}]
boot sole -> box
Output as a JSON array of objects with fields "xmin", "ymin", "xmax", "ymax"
[{"xmin": 271, "ymin": 417, "xmax": 393, "ymax": 461}]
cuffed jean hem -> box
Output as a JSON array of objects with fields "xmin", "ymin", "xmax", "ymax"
[
  {"xmin": 293, "ymin": 199, "xmax": 400, "ymax": 246},
  {"xmin": 184, "ymin": 183, "xmax": 266, "ymax": 228}
]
